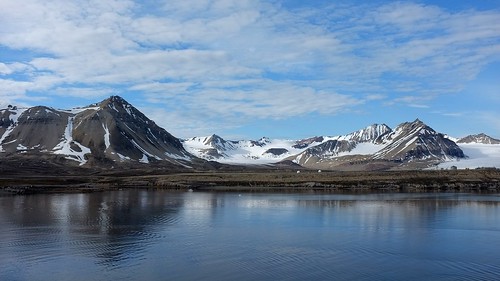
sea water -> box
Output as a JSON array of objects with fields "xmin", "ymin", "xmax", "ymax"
[{"xmin": 1, "ymin": 191, "xmax": 499, "ymax": 280}]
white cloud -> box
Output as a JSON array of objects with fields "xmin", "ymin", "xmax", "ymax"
[
  {"xmin": 0, "ymin": 79, "xmax": 34, "ymax": 96},
  {"xmin": 52, "ymin": 87, "xmax": 116, "ymax": 99},
  {"xmin": 0, "ymin": 62, "xmax": 31, "ymax": 75},
  {"xmin": 0, "ymin": 63, "xmax": 11, "ymax": 75},
  {"xmin": 0, "ymin": 0, "xmax": 499, "ymax": 136}
]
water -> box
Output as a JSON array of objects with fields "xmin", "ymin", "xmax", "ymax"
[{"xmin": 1, "ymin": 191, "xmax": 500, "ymax": 281}]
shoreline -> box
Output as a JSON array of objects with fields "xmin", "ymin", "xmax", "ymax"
[{"xmin": 1, "ymin": 169, "xmax": 500, "ymax": 195}]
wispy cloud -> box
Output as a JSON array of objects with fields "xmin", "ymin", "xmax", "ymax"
[{"xmin": 0, "ymin": 0, "xmax": 499, "ymax": 136}]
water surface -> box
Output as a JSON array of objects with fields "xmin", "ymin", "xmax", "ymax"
[{"xmin": 1, "ymin": 191, "xmax": 500, "ymax": 280}]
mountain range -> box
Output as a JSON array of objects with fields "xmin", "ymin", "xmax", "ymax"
[{"xmin": 1, "ymin": 96, "xmax": 499, "ymax": 171}]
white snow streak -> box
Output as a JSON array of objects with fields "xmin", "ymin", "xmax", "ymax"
[
  {"xmin": 102, "ymin": 123, "xmax": 110, "ymax": 150},
  {"xmin": 52, "ymin": 117, "xmax": 91, "ymax": 165},
  {"xmin": 130, "ymin": 139, "xmax": 162, "ymax": 160},
  {"xmin": 117, "ymin": 153, "xmax": 131, "ymax": 161}
]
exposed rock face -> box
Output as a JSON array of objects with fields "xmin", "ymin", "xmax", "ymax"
[
  {"xmin": 263, "ymin": 148, "xmax": 289, "ymax": 156},
  {"xmin": 0, "ymin": 96, "xmax": 193, "ymax": 166},
  {"xmin": 345, "ymin": 124, "xmax": 392, "ymax": 143},
  {"xmin": 457, "ymin": 133, "xmax": 500, "ymax": 144},
  {"xmin": 304, "ymin": 140, "xmax": 356, "ymax": 158},
  {"xmin": 374, "ymin": 119, "xmax": 465, "ymax": 161},
  {"xmin": 292, "ymin": 136, "xmax": 324, "ymax": 149},
  {"xmin": 0, "ymin": 106, "xmax": 71, "ymax": 153}
]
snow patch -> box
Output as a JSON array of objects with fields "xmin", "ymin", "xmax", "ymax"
[
  {"xmin": 338, "ymin": 142, "xmax": 382, "ymax": 156},
  {"xmin": 139, "ymin": 154, "xmax": 149, "ymax": 164},
  {"xmin": 16, "ymin": 144, "xmax": 28, "ymax": 153},
  {"xmin": 102, "ymin": 123, "xmax": 110, "ymax": 150},
  {"xmin": 52, "ymin": 117, "xmax": 91, "ymax": 165},
  {"xmin": 117, "ymin": 153, "xmax": 131, "ymax": 161}
]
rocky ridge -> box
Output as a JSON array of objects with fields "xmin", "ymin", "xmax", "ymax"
[{"xmin": 457, "ymin": 133, "xmax": 500, "ymax": 144}]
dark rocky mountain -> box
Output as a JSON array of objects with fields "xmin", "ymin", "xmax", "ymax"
[
  {"xmin": 457, "ymin": 133, "xmax": 500, "ymax": 144},
  {"xmin": 263, "ymin": 148, "xmax": 289, "ymax": 156},
  {"xmin": 292, "ymin": 140, "xmax": 357, "ymax": 167},
  {"xmin": 373, "ymin": 119, "xmax": 465, "ymax": 161},
  {"xmin": 0, "ymin": 96, "xmax": 194, "ymax": 167},
  {"xmin": 292, "ymin": 136, "xmax": 324, "ymax": 149}
]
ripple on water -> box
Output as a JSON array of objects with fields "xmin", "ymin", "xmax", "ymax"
[{"xmin": 2, "ymin": 192, "xmax": 500, "ymax": 281}]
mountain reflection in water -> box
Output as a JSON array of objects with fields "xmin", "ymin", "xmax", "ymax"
[{"xmin": 1, "ymin": 191, "xmax": 499, "ymax": 281}]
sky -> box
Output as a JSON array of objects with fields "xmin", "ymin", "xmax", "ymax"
[{"xmin": 1, "ymin": 0, "xmax": 499, "ymax": 140}]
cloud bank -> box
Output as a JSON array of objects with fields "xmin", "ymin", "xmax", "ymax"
[{"xmin": 0, "ymin": 0, "xmax": 499, "ymax": 136}]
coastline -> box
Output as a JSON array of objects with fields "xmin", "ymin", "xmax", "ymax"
[{"xmin": 1, "ymin": 168, "xmax": 500, "ymax": 195}]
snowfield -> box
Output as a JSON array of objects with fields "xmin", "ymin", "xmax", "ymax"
[
  {"xmin": 183, "ymin": 137, "xmax": 306, "ymax": 164},
  {"xmin": 438, "ymin": 143, "xmax": 500, "ymax": 169},
  {"xmin": 184, "ymin": 133, "xmax": 500, "ymax": 169}
]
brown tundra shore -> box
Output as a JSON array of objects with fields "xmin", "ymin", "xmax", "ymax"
[{"xmin": 1, "ymin": 168, "xmax": 500, "ymax": 195}]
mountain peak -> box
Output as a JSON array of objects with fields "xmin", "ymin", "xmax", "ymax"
[
  {"xmin": 97, "ymin": 95, "xmax": 130, "ymax": 108},
  {"xmin": 344, "ymin": 123, "xmax": 392, "ymax": 143},
  {"xmin": 205, "ymin": 134, "xmax": 226, "ymax": 146},
  {"xmin": 396, "ymin": 118, "xmax": 431, "ymax": 132},
  {"xmin": 457, "ymin": 133, "xmax": 500, "ymax": 144}
]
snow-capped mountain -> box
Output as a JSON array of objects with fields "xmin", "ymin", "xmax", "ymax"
[
  {"xmin": 0, "ymin": 96, "xmax": 193, "ymax": 166},
  {"xmin": 183, "ymin": 121, "xmax": 470, "ymax": 170},
  {"xmin": 457, "ymin": 133, "xmax": 500, "ymax": 144},
  {"xmin": 291, "ymin": 124, "xmax": 391, "ymax": 167},
  {"xmin": 439, "ymin": 133, "xmax": 500, "ymax": 169},
  {"xmin": 373, "ymin": 119, "xmax": 464, "ymax": 161},
  {"xmin": 183, "ymin": 135, "xmax": 308, "ymax": 164},
  {"xmin": 183, "ymin": 124, "xmax": 394, "ymax": 165}
]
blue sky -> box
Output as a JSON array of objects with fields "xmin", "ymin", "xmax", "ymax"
[{"xmin": 1, "ymin": 0, "xmax": 499, "ymax": 140}]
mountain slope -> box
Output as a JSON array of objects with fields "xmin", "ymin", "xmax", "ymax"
[
  {"xmin": 0, "ymin": 96, "xmax": 193, "ymax": 167},
  {"xmin": 0, "ymin": 106, "xmax": 71, "ymax": 154}
]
